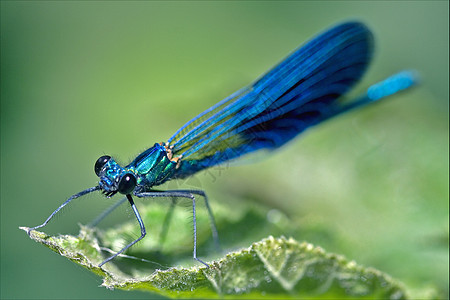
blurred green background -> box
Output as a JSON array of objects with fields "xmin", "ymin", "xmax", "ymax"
[{"xmin": 1, "ymin": 1, "xmax": 448, "ymax": 299}]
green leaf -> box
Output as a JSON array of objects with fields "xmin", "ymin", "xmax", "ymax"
[{"xmin": 21, "ymin": 226, "xmax": 408, "ymax": 299}]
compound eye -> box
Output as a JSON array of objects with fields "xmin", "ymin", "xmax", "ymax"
[
  {"xmin": 118, "ymin": 173, "xmax": 137, "ymax": 195},
  {"xmin": 94, "ymin": 155, "xmax": 111, "ymax": 176}
]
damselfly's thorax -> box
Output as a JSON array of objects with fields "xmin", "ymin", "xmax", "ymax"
[{"xmin": 94, "ymin": 143, "xmax": 182, "ymax": 196}]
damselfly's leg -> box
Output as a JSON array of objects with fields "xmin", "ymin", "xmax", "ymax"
[
  {"xmin": 149, "ymin": 189, "xmax": 220, "ymax": 251},
  {"xmin": 99, "ymin": 194, "xmax": 146, "ymax": 267},
  {"xmin": 27, "ymin": 186, "xmax": 100, "ymax": 235},
  {"xmin": 89, "ymin": 196, "xmax": 127, "ymax": 227},
  {"xmin": 135, "ymin": 191, "xmax": 211, "ymax": 268}
]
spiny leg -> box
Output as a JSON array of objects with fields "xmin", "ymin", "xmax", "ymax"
[
  {"xmin": 28, "ymin": 186, "xmax": 100, "ymax": 234},
  {"xmin": 135, "ymin": 191, "xmax": 210, "ymax": 268},
  {"xmin": 191, "ymin": 194, "xmax": 212, "ymax": 267},
  {"xmin": 181, "ymin": 190, "xmax": 220, "ymax": 251},
  {"xmin": 150, "ymin": 189, "xmax": 220, "ymax": 251},
  {"xmin": 98, "ymin": 194, "xmax": 146, "ymax": 267}
]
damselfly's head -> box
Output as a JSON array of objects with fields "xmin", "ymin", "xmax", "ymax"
[{"xmin": 94, "ymin": 155, "xmax": 137, "ymax": 197}]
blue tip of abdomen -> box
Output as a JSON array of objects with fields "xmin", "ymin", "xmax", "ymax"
[{"xmin": 367, "ymin": 70, "xmax": 419, "ymax": 101}]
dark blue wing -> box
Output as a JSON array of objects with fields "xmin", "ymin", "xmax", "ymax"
[{"xmin": 168, "ymin": 22, "xmax": 373, "ymax": 178}]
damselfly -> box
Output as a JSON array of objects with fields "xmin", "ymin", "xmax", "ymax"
[{"xmin": 27, "ymin": 22, "xmax": 417, "ymax": 267}]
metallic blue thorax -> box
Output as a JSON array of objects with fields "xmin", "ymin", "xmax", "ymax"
[
  {"xmin": 126, "ymin": 143, "xmax": 178, "ymax": 191},
  {"xmin": 98, "ymin": 143, "xmax": 177, "ymax": 195}
]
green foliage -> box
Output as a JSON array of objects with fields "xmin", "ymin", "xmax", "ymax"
[{"xmin": 21, "ymin": 225, "xmax": 409, "ymax": 299}]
